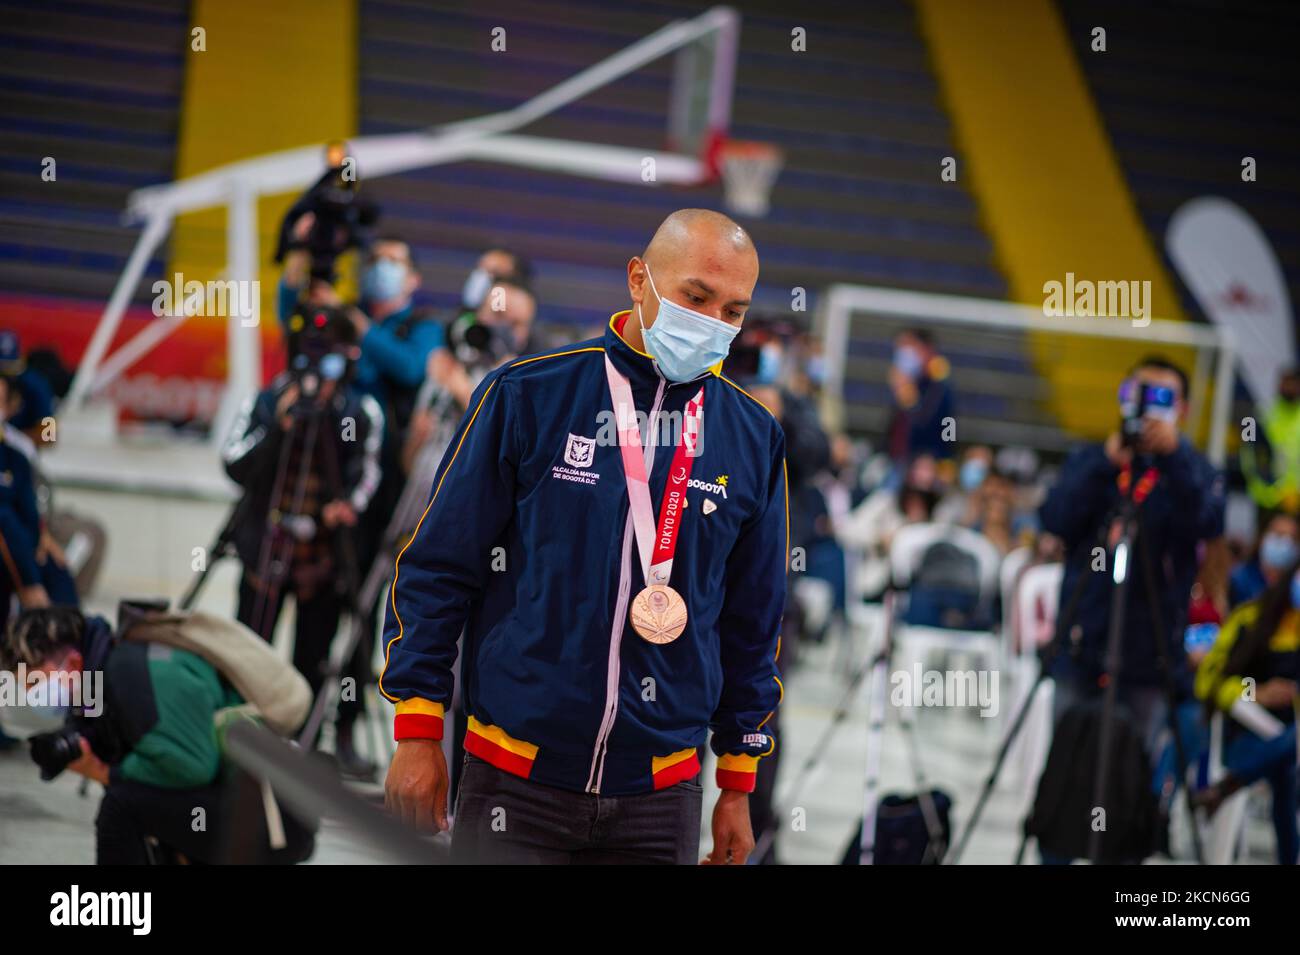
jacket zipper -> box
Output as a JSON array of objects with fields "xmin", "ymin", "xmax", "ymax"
[{"xmin": 586, "ymin": 372, "xmax": 666, "ymax": 793}]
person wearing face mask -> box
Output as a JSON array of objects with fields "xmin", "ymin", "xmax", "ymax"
[
  {"xmin": 278, "ymin": 225, "xmax": 444, "ymax": 441},
  {"xmin": 277, "ymin": 232, "xmax": 444, "ymax": 779},
  {"xmin": 458, "ymin": 247, "xmax": 534, "ymax": 314},
  {"xmin": 1230, "ymin": 513, "xmax": 1300, "ymax": 608},
  {"xmin": 1194, "ymin": 560, "xmax": 1300, "ymax": 864},
  {"xmin": 382, "ymin": 209, "xmax": 786, "ymax": 866},
  {"xmin": 933, "ymin": 444, "xmax": 993, "ymax": 525},
  {"xmin": 1034, "ymin": 357, "xmax": 1225, "ymax": 864},
  {"xmin": 1242, "ymin": 367, "xmax": 1300, "ymax": 516},
  {"xmin": 886, "ymin": 328, "xmax": 954, "ymax": 466},
  {"xmin": 0, "ymin": 605, "xmax": 317, "ymax": 864}
]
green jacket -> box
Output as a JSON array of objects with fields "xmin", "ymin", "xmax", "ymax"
[{"xmin": 104, "ymin": 641, "xmax": 244, "ymax": 789}]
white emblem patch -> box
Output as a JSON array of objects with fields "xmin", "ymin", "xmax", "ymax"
[
  {"xmin": 564, "ymin": 433, "xmax": 596, "ymax": 469},
  {"xmin": 702, "ymin": 498, "xmax": 717, "ymax": 515}
]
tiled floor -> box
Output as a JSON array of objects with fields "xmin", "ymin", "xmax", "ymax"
[{"xmin": 0, "ymin": 486, "xmax": 1281, "ymax": 865}]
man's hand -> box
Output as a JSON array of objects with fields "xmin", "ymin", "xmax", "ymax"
[
  {"xmin": 291, "ymin": 211, "xmax": 316, "ymax": 244},
  {"xmin": 68, "ymin": 737, "xmax": 110, "ymax": 786},
  {"xmin": 702, "ymin": 789, "xmax": 754, "ymax": 865},
  {"xmin": 430, "ymin": 348, "xmax": 474, "ymax": 410},
  {"xmin": 385, "ymin": 739, "xmax": 450, "ymax": 832},
  {"xmin": 276, "ymin": 384, "xmax": 301, "ymax": 430},
  {"xmin": 18, "ymin": 584, "xmax": 50, "ymax": 608},
  {"xmin": 347, "ymin": 305, "xmax": 371, "ymax": 338},
  {"xmin": 1256, "ymin": 677, "xmax": 1297, "ymax": 709},
  {"xmin": 322, "ymin": 499, "xmax": 357, "ymax": 529},
  {"xmin": 888, "ymin": 365, "xmax": 918, "ymax": 407},
  {"xmin": 1104, "ymin": 431, "xmax": 1133, "ymax": 469},
  {"xmin": 37, "ymin": 529, "xmax": 68, "ymax": 568}
]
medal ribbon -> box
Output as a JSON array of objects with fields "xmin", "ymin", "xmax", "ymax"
[{"xmin": 604, "ymin": 354, "xmax": 705, "ymax": 586}]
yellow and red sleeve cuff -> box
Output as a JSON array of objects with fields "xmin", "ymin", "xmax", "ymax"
[
  {"xmin": 394, "ymin": 699, "xmax": 445, "ymax": 741},
  {"xmin": 716, "ymin": 753, "xmax": 759, "ymax": 793}
]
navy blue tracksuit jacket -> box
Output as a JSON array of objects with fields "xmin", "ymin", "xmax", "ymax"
[
  {"xmin": 380, "ymin": 312, "xmax": 788, "ymax": 796},
  {"xmin": 1040, "ymin": 438, "xmax": 1225, "ymax": 691}
]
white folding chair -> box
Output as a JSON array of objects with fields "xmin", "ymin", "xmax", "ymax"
[
  {"xmin": 1005, "ymin": 562, "xmax": 1062, "ymax": 787},
  {"xmin": 888, "ymin": 523, "xmax": 1005, "ymax": 688},
  {"xmin": 1202, "ymin": 701, "xmax": 1288, "ymax": 863}
]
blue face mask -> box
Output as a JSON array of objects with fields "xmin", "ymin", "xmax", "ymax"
[
  {"xmin": 0, "ymin": 680, "xmax": 72, "ymax": 740},
  {"xmin": 362, "ymin": 258, "xmax": 408, "ymax": 304},
  {"xmin": 959, "ymin": 459, "xmax": 989, "ymax": 493},
  {"xmin": 1261, "ymin": 533, "xmax": 1299, "ymax": 571},
  {"xmin": 894, "ymin": 345, "xmax": 924, "ymax": 379},
  {"xmin": 638, "ymin": 264, "xmax": 740, "ymax": 383},
  {"xmin": 1291, "ymin": 572, "xmax": 1300, "ymax": 610}
]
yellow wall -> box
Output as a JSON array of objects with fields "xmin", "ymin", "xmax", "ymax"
[
  {"xmin": 169, "ymin": 0, "xmax": 358, "ymax": 362},
  {"xmin": 915, "ymin": 0, "xmax": 1193, "ymax": 439}
]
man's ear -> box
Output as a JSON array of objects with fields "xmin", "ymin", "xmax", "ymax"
[{"xmin": 627, "ymin": 257, "xmax": 647, "ymax": 304}]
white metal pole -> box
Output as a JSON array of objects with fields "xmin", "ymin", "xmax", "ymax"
[
  {"xmin": 706, "ymin": 6, "xmax": 739, "ymax": 135},
  {"xmin": 211, "ymin": 183, "xmax": 261, "ymax": 448},
  {"xmin": 816, "ymin": 285, "xmax": 850, "ymax": 433},
  {"xmin": 66, "ymin": 211, "xmax": 172, "ymax": 408},
  {"xmin": 1208, "ymin": 334, "xmax": 1235, "ymax": 468}
]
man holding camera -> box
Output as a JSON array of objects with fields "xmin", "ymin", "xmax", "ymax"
[
  {"xmin": 0, "ymin": 606, "xmax": 314, "ymax": 864},
  {"xmin": 1036, "ymin": 356, "xmax": 1225, "ymax": 860},
  {"xmin": 222, "ymin": 308, "xmax": 383, "ymax": 744}
]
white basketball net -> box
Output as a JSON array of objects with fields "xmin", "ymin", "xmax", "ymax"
[{"xmin": 720, "ymin": 143, "xmax": 783, "ymax": 217}]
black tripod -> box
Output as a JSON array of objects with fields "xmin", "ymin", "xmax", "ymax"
[
  {"xmin": 750, "ymin": 588, "xmax": 948, "ymax": 865},
  {"xmin": 948, "ymin": 456, "xmax": 1206, "ymax": 864},
  {"xmin": 181, "ymin": 392, "xmax": 365, "ymax": 750},
  {"xmin": 296, "ymin": 386, "xmax": 457, "ymax": 748}
]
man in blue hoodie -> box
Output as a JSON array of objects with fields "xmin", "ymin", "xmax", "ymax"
[
  {"xmin": 381, "ymin": 209, "xmax": 787, "ymax": 865},
  {"xmin": 1037, "ymin": 357, "xmax": 1224, "ymax": 862}
]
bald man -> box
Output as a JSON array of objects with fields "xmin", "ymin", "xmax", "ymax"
[{"xmin": 382, "ymin": 210, "xmax": 787, "ymax": 865}]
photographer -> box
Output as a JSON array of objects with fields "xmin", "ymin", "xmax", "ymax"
[
  {"xmin": 405, "ymin": 278, "xmax": 538, "ymax": 473},
  {"xmin": 279, "ymin": 226, "xmax": 443, "ymax": 438},
  {"xmin": 458, "ymin": 246, "xmax": 534, "ymax": 315},
  {"xmin": 221, "ymin": 307, "xmax": 383, "ymax": 747},
  {"xmin": 280, "ymin": 227, "xmax": 449, "ymax": 775},
  {"xmin": 1035, "ymin": 356, "xmax": 1225, "ymax": 861},
  {"xmin": 0, "ymin": 606, "xmax": 314, "ymax": 864}
]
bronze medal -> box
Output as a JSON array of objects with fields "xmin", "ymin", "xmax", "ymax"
[{"xmin": 629, "ymin": 584, "xmax": 688, "ymax": 645}]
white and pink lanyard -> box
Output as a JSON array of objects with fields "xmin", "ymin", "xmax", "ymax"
[{"xmin": 604, "ymin": 354, "xmax": 704, "ymax": 586}]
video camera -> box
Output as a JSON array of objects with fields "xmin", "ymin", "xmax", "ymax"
[
  {"xmin": 446, "ymin": 311, "xmax": 516, "ymax": 369},
  {"xmin": 1118, "ymin": 377, "xmax": 1178, "ymax": 448},
  {"xmin": 274, "ymin": 144, "xmax": 380, "ymax": 282},
  {"xmin": 286, "ymin": 304, "xmax": 358, "ymax": 403}
]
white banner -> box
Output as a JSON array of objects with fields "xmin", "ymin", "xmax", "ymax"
[{"xmin": 1167, "ymin": 196, "xmax": 1295, "ymax": 406}]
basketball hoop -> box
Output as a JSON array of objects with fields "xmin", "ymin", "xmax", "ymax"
[{"xmin": 716, "ymin": 139, "xmax": 783, "ymax": 218}]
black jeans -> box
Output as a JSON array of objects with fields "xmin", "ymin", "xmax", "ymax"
[
  {"xmin": 236, "ymin": 571, "xmax": 343, "ymax": 737},
  {"xmin": 450, "ymin": 754, "xmax": 702, "ymax": 864},
  {"xmin": 95, "ymin": 775, "xmax": 314, "ymax": 865}
]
